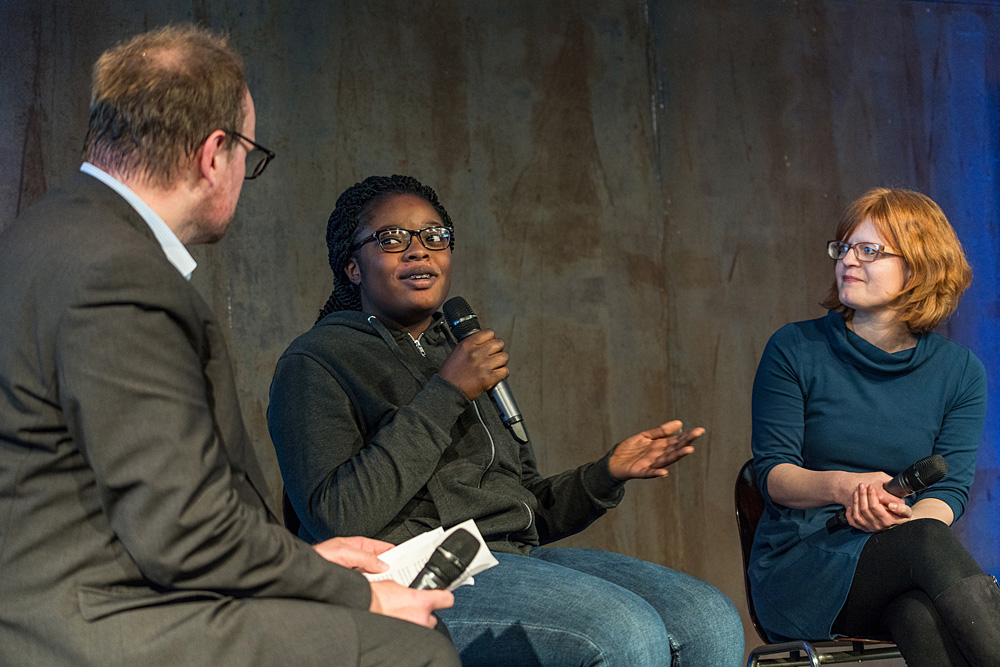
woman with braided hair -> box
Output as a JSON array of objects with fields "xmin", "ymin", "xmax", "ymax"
[{"xmin": 268, "ymin": 174, "xmax": 744, "ymax": 666}]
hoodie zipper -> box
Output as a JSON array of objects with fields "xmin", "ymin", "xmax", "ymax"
[
  {"xmin": 473, "ymin": 401, "xmax": 532, "ymax": 533},
  {"xmin": 411, "ymin": 333, "xmax": 427, "ymax": 357}
]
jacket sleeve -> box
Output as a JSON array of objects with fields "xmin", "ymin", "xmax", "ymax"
[
  {"xmin": 56, "ymin": 254, "xmax": 370, "ymax": 609},
  {"xmin": 268, "ymin": 349, "xmax": 470, "ymax": 541},
  {"xmin": 518, "ymin": 440, "xmax": 626, "ymax": 544}
]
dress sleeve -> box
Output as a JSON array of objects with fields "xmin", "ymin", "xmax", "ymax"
[
  {"xmin": 268, "ymin": 349, "xmax": 469, "ymax": 541},
  {"xmin": 751, "ymin": 326, "xmax": 806, "ymax": 501},
  {"xmin": 921, "ymin": 350, "xmax": 988, "ymax": 521},
  {"xmin": 55, "ymin": 255, "xmax": 370, "ymax": 608}
]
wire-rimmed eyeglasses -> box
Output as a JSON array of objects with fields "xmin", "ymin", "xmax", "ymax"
[
  {"xmin": 227, "ymin": 130, "xmax": 275, "ymax": 180},
  {"xmin": 353, "ymin": 226, "xmax": 452, "ymax": 253},
  {"xmin": 827, "ymin": 240, "xmax": 900, "ymax": 262}
]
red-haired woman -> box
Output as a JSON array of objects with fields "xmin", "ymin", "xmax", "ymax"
[{"xmin": 750, "ymin": 188, "xmax": 997, "ymax": 667}]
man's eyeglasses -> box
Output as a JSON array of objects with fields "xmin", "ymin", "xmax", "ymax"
[
  {"xmin": 353, "ymin": 226, "xmax": 452, "ymax": 253},
  {"xmin": 227, "ymin": 131, "xmax": 275, "ymax": 180},
  {"xmin": 827, "ymin": 241, "xmax": 900, "ymax": 262}
]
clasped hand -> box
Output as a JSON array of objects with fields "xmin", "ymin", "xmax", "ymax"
[
  {"xmin": 607, "ymin": 420, "xmax": 704, "ymax": 481},
  {"xmin": 312, "ymin": 536, "xmax": 453, "ymax": 628},
  {"xmin": 840, "ymin": 472, "xmax": 912, "ymax": 532}
]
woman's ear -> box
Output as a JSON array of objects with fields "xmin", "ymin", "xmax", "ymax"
[{"xmin": 345, "ymin": 256, "xmax": 362, "ymax": 286}]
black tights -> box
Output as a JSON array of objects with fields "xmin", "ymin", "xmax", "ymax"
[{"xmin": 832, "ymin": 518, "xmax": 984, "ymax": 667}]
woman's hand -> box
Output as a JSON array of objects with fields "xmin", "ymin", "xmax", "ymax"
[
  {"xmin": 830, "ymin": 471, "xmax": 892, "ymax": 506},
  {"xmin": 607, "ymin": 420, "xmax": 704, "ymax": 481},
  {"xmin": 844, "ymin": 482, "xmax": 912, "ymax": 532},
  {"xmin": 437, "ymin": 329, "xmax": 509, "ymax": 400}
]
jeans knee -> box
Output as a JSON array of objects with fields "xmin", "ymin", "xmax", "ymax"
[
  {"xmin": 668, "ymin": 584, "xmax": 744, "ymax": 666},
  {"xmin": 588, "ymin": 599, "xmax": 671, "ymax": 667}
]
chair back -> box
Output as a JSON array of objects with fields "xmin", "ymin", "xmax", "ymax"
[{"xmin": 735, "ymin": 458, "xmax": 769, "ymax": 642}]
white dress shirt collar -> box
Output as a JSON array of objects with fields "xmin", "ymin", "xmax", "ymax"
[{"xmin": 80, "ymin": 162, "xmax": 197, "ymax": 280}]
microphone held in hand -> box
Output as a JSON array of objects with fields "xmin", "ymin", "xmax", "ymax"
[
  {"xmin": 442, "ymin": 296, "xmax": 529, "ymax": 444},
  {"xmin": 883, "ymin": 454, "xmax": 949, "ymax": 497},
  {"xmin": 409, "ymin": 528, "xmax": 481, "ymax": 590},
  {"xmin": 827, "ymin": 454, "xmax": 949, "ymax": 531}
]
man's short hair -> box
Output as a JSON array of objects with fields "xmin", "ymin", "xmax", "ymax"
[{"xmin": 82, "ymin": 25, "xmax": 246, "ymax": 187}]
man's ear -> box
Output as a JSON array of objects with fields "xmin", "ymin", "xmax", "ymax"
[
  {"xmin": 345, "ymin": 256, "xmax": 362, "ymax": 286},
  {"xmin": 197, "ymin": 130, "xmax": 229, "ymax": 185}
]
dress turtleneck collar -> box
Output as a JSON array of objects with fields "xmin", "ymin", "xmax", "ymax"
[{"xmin": 822, "ymin": 310, "xmax": 930, "ymax": 376}]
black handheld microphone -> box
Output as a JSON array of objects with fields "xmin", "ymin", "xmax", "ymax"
[
  {"xmin": 827, "ymin": 454, "xmax": 949, "ymax": 531},
  {"xmin": 442, "ymin": 296, "xmax": 529, "ymax": 444},
  {"xmin": 409, "ymin": 528, "xmax": 481, "ymax": 590}
]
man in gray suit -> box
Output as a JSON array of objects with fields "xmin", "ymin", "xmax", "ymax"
[{"xmin": 0, "ymin": 25, "xmax": 458, "ymax": 667}]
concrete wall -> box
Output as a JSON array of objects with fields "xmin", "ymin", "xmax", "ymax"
[{"xmin": 3, "ymin": 1, "xmax": 997, "ymax": 662}]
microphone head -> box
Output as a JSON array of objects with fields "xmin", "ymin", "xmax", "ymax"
[
  {"xmin": 443, "ymin": 296, "xmax": 480, "ymax": 340},
  {"xmin": 424, "ymin": 528, "xmax": 480, "ymax": 584},
  {"xmin": 907, "ymin": 454, "xmax": 949, "ymax": 491}
]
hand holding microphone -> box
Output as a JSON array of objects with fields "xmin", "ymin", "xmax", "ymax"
[
  {"xmin": 441, "ymin": 297, "xmax": 529, "ymax": 444},
  {"xmin": 827, "ymin": 454, "xmax": 948, "ymax": 531},
  {"xmin": 409, "ymin": 528, "xmax": 481, "ymax": 590},
  {"xmin": 366, "ymin": 528, "xmax": 481, "ymax": 628},
  {"xmin": 368, "ymin": 581, "xmax": 454, "ymax": 628},
  {"xmin": 437, "ymin": 328, "xmax": 509, "ymax": 400}
]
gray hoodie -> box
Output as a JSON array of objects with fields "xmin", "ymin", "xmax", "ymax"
[{"xmin": 268, "ymin": 310, "xmax": 625, "ymax": 554}]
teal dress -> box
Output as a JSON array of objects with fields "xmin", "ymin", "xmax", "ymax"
[{"xmin": 748, "ymin": 311, "xmax": 987, "ymax": 641}]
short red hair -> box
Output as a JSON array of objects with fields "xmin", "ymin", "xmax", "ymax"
[{"xmin": 821, "ymin": 188, "xmax": 972, "ymax": 333}]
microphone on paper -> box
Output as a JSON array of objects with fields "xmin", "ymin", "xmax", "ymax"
[
  {"xmin": 409, "ymin": 528, "xmax": 481, "ymax": 590},
  {"xmin": 827, "ymin": 454, "xmax": 949, "ymax": 531},
  {"xmin": 442, "ymin": 296, "xmax": 529, "ymax": 444}
]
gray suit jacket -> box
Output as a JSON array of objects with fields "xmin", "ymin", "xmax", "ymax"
[{"xmin": 0, "ymin": 173, "xmax": 371, "ymax": 666}]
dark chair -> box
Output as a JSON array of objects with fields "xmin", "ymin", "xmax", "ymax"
[{"xmin": 735, "ymin": 459, "xmax": 903, "ymax": 666}]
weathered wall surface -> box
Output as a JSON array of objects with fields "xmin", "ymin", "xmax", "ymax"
[{"xmin": 2, "ymin": 1, "xmax": 997, "ymax": 661}]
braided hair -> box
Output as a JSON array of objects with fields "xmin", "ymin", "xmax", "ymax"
[{"xmin": 318, "ymin": 175, "xmax": 455, "ymax": 321}]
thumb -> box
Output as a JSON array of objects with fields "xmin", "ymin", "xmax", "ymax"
[
  {"xmin": 423, "ymin": 589, "xmax": 456, "ymax": 612},
  {"xmin": 345, "ymin": 549, "xmax": 389, "ymax": 573}
]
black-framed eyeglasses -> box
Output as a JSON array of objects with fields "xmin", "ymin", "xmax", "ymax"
[
  {"xmin": 227, "ymin": 130, "xmax": 275, "ymax": 180},
  {"xmin": 353, "ymin": 226, "xmax": 452, "ymax": 253},
  {"xmin": 827, "ymin": 240, "xmax": 901, "ymax": 262}
]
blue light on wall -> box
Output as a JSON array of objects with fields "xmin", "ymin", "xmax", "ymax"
[{"xmin": 925, "ymin": 9, "xmax": 1000, "ymax": 579}]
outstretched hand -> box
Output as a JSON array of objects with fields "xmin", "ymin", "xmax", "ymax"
[{"xmin": 607, "ymin": 420, "xmax": 704, "ymax": 481}]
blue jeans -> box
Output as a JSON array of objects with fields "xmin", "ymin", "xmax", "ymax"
[{"xmin": 437, "ymin": 547, "xmax": 743, "ymax": 666}]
